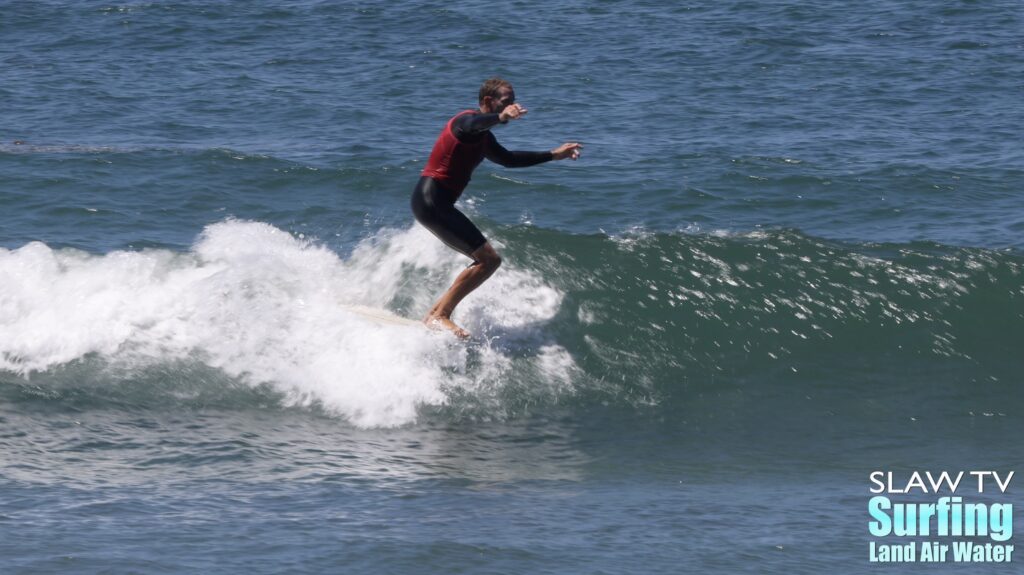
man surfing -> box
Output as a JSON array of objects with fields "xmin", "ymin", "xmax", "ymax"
[{"xmin": 411, "ymin": 77, "xmax": 582, "ymax": 338}]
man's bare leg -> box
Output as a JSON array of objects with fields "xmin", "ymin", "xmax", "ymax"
[{"xmin": 424, "ymin": 243, "xmax": 502, "ymax": 338}]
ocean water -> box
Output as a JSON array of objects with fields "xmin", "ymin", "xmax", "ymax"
[{"xmin": 2, "ymin": 1, "xmax": 1022, "ymax": 573}]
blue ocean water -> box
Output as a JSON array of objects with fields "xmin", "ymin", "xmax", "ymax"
[{"xmin": 2, "ymin": 1, "xmax": 1022, "ymax": 573}]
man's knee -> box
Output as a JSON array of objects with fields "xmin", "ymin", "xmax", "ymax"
[
  {"xmin": 485, "ymin": 251, "xmax": 502, "ymax": 271},
  {"xmin": 472, "ymin": 244, "xmax": 502, "ymax": 271}
]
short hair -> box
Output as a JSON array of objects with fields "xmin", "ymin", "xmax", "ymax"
[{"xmin": 479, "ymin": 77, "xmax": 512, "ymax": 104}]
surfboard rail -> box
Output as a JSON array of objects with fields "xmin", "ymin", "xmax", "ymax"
[{"xmin": 341, "ymin": 305, "xmax": 423, "ymax": 328}]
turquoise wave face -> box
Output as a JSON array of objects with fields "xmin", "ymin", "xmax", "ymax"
[{"xmin": 499, "ymin": 225, "xmax": 1022, "ymax": 377}]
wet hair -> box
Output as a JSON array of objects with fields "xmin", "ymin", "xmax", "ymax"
[{"xmin": 478, "ymin": 77, "xmax": 512, "ymax": 105}]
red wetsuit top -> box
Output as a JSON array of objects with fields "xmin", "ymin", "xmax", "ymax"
[
  {"xmin": 421, "ymin": 110, "xmax": 553, "ymax": 201},
  {"xmin": 421, "ymin": 110, "xmax": 484, "ymax": 197}
]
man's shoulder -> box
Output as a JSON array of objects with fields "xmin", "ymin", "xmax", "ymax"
[{"xmin": 450, "ymin": 111, "xmax": 493, "ymax": 145}]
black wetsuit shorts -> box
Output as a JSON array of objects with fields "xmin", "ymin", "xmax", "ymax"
[{"xmin": 410, "ymin": 176, "xmax": 487, "ymax": 259}]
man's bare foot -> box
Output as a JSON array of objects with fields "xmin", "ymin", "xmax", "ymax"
[{"xmin": 423, "ymin": 314, "xmax": 470, "ymax": 339}]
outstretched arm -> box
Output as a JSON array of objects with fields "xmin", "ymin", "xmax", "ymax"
[
  {"xmin": 485, "ymin": 136, "xmax": 584, "ymax": 167},
  {"xmin": 484, "ymin": 134, "xmax": 553, "ymax": 168}
]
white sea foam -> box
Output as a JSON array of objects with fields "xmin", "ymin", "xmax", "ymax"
[{"xmin": 0, "ymin": 220, "xmax": 574, "ymax": 427}]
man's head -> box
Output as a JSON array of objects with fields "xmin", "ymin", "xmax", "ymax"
[{"xmin": 479, "ymin": 77, "xmax": 515, "ymax": 114}]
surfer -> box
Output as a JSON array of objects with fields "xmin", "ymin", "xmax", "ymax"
[{"xmin": 411, "ymin": 77, "xmax": 582, "ymax": 338}]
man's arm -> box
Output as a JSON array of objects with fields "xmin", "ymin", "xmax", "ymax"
[
  {"xmin": 483, "ymin": 134, "xmax": 554, "ymax": 168},
  {"xmin": 485, "ymin": 136, "xmax": 584, "ymax": 167}
]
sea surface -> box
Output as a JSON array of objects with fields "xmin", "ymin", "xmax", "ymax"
[{"xmin": 2, "ymin": 1, "xmax": 1022, "ymax": 573}]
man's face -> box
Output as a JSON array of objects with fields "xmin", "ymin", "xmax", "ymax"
[{"xmin": 490, "ymin": 86, "xmax": 515, "ymax": 114}]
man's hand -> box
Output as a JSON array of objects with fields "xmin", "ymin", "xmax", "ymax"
[
  {"xmin": 499, "ymin": 103, "xmax": 528, "ymax": 123},
  {"xmin": 551, "ymin": 142, "xmax": 583, "ymax": 161}
]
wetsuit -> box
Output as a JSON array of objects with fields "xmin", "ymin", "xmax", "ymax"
[{"xmin": 411, "ymin": 110, "xmax": 552, "ymax": 259}]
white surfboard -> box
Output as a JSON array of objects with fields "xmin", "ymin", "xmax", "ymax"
[{"xmin": 341, "ymin": 305, "xmax": 423, "ymax": 328}]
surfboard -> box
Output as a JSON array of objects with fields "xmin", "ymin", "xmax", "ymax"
[
  {"xmin": 341, "ymin": 305, "xmax": 423, "ymax": 328},
  {"xmin": 341, "ymin": 305, "xmax": 477, "ymax": 342}
]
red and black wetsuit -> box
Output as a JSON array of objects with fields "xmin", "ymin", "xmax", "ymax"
[{"xmin": 411, "ymin": 110, "xmax": 552, "ymax": 259}]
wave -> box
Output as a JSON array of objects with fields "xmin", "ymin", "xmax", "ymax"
[
  {"xmin": 0, "ymin": 220, "xmax": 574, "ymax": 427},
  {"xmin": 2, "ymin": 220, "xmax": 1021, "ymax": 426},
  {"xmin": 500, "ymin": 225, "xmax": 1022, "ymax": 382}
]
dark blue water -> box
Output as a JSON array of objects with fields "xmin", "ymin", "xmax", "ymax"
[{"xmin": 2, "ymin": 1, "xmax": 1022, "ymax": 573}]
